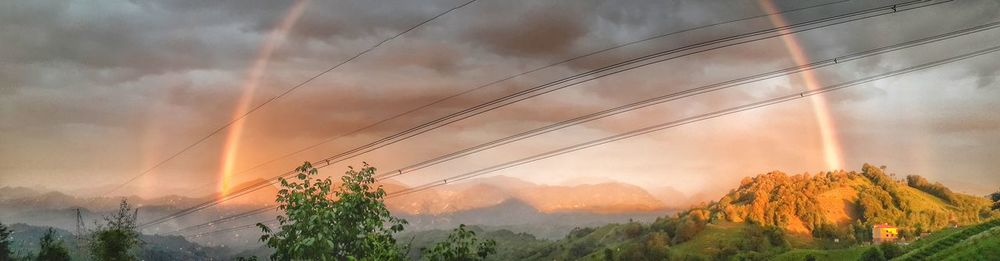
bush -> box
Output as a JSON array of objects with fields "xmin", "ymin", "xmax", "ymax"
[
  {"xmin": 623, "ymin": 222, "xmax": 644, "ymax": 239},
  {"xmin": 878, "ymin": 243, "xmax": 903, "ymax": 260},
  {"xmin": 860, "ymin": 246, "xmax": 887, "ymax": 261},
  {"xmin": 89, "ymin": 199, "xmax": 141, "ymax": 261},
  {"xmin": 36, "ymin": 228, "xmax": 71, "ymax": 261},
  {"xmin": 422, "ymin": 224, "xmax": 496, "ymax": 261},
  {"xmin": 568, "ymin": 239, "xmax": 597, "ymax": 259}
]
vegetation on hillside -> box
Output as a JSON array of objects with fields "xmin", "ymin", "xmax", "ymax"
[
  {"xmin": 1, "ymin": 224, "xmax": 227, "ymax": 261},
  {"xmin": 707, "ymin": 164, "xmax": 993, "ymax": 242},
  {"xmin": 3, "ymin": 163, "xmax": 996, "ymax": 260},
  {"xmin": 1, "ymin": 222, "xmax": 12, "ymax": 261},
  {"xmin": 991, "ymin": 188, "xmax": 1000, "ymax": 210},
  {"xmin": 421, "ymin": 224, "xmax": 497, "ymax": 261},
  {"xmin": 476, "ymin": 163, "xmax": 999, "ymax": 260}
]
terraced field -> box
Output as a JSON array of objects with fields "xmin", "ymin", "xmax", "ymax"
[{"xmin": 894, "ymin": 219, "xmax": 1000, "ymax": 261}]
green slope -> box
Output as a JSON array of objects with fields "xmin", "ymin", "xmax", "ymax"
[
  {"xmin": 894, "ymin": 219, "xmax": 1000, "ymax": 261},
  {"xmin": 771, "ymin": 247, "xmax": 869, "ymax": 261}
]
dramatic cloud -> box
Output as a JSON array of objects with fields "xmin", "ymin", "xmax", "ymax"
[{"xmin": 1, "ymin": 0, "xmax": 998, "ymax": 199}]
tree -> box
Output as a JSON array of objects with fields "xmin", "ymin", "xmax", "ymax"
[
  {"xmin": 991, "ymin": 188, "xmax": 1000, "ymax": 210},
  {"xmin": 36, "ymin": 228, "xmax": 70, "ymax": 261},
  {"xmin": 859, "ymin": 246, "xmax": 887, "ymax": 261},
  {"xmin": 422, "ymin": 224, "xmax": 497, "ymax": 261},
  {"xmin": 878, "ymin": 243, "xmax": 903, "ymax": 260},
  {"xmin": 89, "ymin": 199, "xmax": 141, "ymax": 261},
  {"xmin": 0, "ymin": 222, "xmax": 12, "ymax": 261},
  {"xmin": 258, "ymin": 162, "xmax": 407, "ymax": 260}
]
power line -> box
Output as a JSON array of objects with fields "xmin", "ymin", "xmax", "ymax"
[
  {"xmin": 188, "ymin": 220, "xmax": 277, "ymax": 238},
  {"xmin": 139, "ymin": 0, "xmax": 947, "ymax": 229},
  {"xmin": 385, "ymin": 43, "xmax": 1000, "ymax": 199},
  {"xmin": 161, "ymin": 1, "xmax": 860, "ymax": 234},
  {"xmin": 139, "ymin": 0, "xmax": 946, "ymax": 229},
  {"xmin": 103, "ymin": 0, "xmax": 479, "ymax": 196},
  {"xmin": 166, "ymin": 13, "xmax": 999, "ymax": 238},
  {"xmin": 184, "ymin": 41, "xmax": 1000, "ymax": 238},
  {"xmin": 376, "ymin": 19, "xmax": 1000, "ymax": 180},
  {"xmin": 165, "ymin": 206, "xmax": 274, "ymax": 235},
  {"xmin": 192, "ymin": 0, "xmax": 852, "ymax": 191}
]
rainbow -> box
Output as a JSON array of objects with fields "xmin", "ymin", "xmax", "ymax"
[
  {"xmin": 759, "ymin": 0, "xmax": 845, "ymax": 171},
  {"xmin": 219, "ymin": 0, "xmax": 309, "ymax": 197}
]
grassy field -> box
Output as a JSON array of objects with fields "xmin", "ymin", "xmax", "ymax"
[
  {"xmin": 771, "ymin": 247, "xmax": 869, "ymax": 261},
  {"xmin": 903, "ymin": 227, "xmax": 959, "ymax": 251},
  {"xmin": 668, "ymin": 222, "xmax": 747, "ymax": 255}
]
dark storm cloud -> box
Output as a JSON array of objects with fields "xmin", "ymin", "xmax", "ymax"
[
  {"xmin": 0, "ymin": 1, "xmax": 260, "ymax": 75},
  {"xmin": 459, "ymin": 1, "xmax": 587, "ymax": 57},
  {"xmin": 1, "ymin": 0, "xmax": 998, "ymax": 196}
]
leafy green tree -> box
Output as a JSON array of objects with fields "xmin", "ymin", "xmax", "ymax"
[
  {"xmin": 258, "ymin": 162, "xmax": 407, "ymax": 260},
  {"xmin": 36, "ymin": 228, "xmax": 70, "ymax": 261},
  {"xmin": 422, "ymin": 224, "xmax": 496, "ymax": 261},
  {"xmin": 859, "ymin": 246, "xmax": 887, "ymax": 261},
  {"xmin": 89, "ymin": 199, "xmax": 141, "ymax": 261},
  {"xmin": 0, "ymin": 221, "xmax": 12, "ymax": 261}
]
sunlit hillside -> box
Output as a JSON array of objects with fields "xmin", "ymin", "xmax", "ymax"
[{"xmin": 490, "ymin": 164, "xmax": 998, "ymax": 260}]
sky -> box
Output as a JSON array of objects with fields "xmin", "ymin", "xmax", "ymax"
[{"xmin": 1, "ymin": 0, "xmax": 999, "ymax": 200}]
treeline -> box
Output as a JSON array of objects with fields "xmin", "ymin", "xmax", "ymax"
[
  {"xmin": 906, "ymin": 175, "xmax": 958, "ymax": 204},
  {"xmin": 0, "ymin": 200, "xmax": 144, "ymax": 261}
]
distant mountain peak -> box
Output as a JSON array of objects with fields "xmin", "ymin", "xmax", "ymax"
[{"xmin": 385, "ymin": 175, "xmax": 668, "ymax": 215}]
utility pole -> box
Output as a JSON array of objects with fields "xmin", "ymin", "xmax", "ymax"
[
  {"xmin": 75, "ymin": 208, "xmax": 85, "ymax": 237},
  {"xmin": 75, "ymin": 208, "xmax": 87, "ymax": 250}
]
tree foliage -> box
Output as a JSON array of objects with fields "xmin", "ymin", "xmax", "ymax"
[
  {"xmin": 0, "ymin": 222, "xmax": 12, "ymax": 261},
  {"xmin": 36, "ymin": 228, "xmax": 70, "ymax": 261},
  {"xmin": 859, "ymin": 246, "xmax": 887, "ymax": 261},
  {"xmin": 258, "ymin": 162, "xmax": 407, "ymax": 260},
  {"xmin": 877, "ymin": 242, "xmax": 903, "ymax": 260},
  {"xmin": 89, "ymin": 199, "xmax": 141, "ymax": 261},
  {"xmin": 991, "ymin": 188, "xmax": 1000, "ymax": 210},
  {"xmin": 906, "ymin": 175, "xmax": 958, "ymax": 203},
  {"xmin": 422, "ymin": 224, "xmax": 496, "ymax": 261}
]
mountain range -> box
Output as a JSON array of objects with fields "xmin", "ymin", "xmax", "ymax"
[{"xmin": 0, "ymin": 175, "xmax": 680, "ymax": 247}]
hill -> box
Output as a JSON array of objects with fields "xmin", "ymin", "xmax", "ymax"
[
  {"xmin": 0, "ymin": 175, "xmax": 673, "ymax": 246},
  {"xmin": 399, "ymin": 199, "xmax": 666, "ymax": 240},
  {"xmin": 4, "ymin": 223, "xmax": 233, "ymax": 260},
  {"xmin": 495, "ymin": 163, "xmax": 999, "ymax": 260}
]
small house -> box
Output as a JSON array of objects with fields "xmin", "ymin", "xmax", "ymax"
[{"xmin": 872, "ymin": 224, "xmax": 898, "ymax": 243}]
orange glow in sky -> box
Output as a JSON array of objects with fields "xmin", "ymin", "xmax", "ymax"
[
  {"xmin": 759, "ymin": 0, "xmax": 845, "ymax": 170},
  {"xmin": 219, "ymin": 0, "xmax": 309, "ymax": 197}
]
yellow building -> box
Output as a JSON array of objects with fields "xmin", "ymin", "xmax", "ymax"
[{"xmin": 872, "ymin": 224, "xmax": 899, "ymax": 243}]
